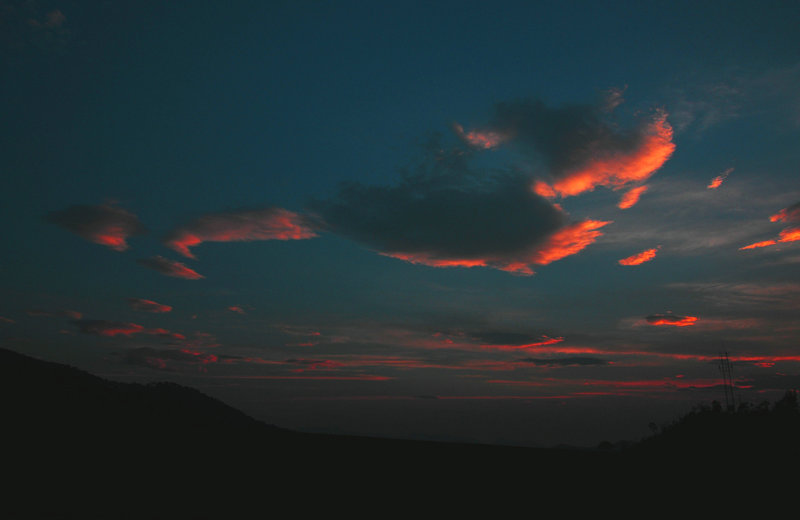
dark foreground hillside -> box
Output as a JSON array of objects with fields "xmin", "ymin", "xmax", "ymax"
[{"xmin": 2, "ymin": 347, "xmax": 798, "ymax": 517}]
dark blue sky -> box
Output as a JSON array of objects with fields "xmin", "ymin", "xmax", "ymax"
[{"xmin": 2, "ymin": 0, "xmax": 800, "ymax": 447}]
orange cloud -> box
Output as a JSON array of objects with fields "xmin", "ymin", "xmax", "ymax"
[
  {"xmin": 533, "ymin": 112, "xmax": 675, "ymax": 198},
  {"xmin": 526, "ymin": 219, "xmax": 611, "ymax": 266},
  {"xmin": 769, "ymin": 202, "xmax": 800, "ymax": 223},
  {"xmin": 617, "ymin": 185, "xmax": 649, "ymax": 209},
  {"xmin": 739, "ymin": 239, "xmax": 777, "ymax": 250},
  {"xmin": 707, "ymin": 167, "xmax": 733, "ymax": 189},
  {"xmin": 165, "ymin": 208, "xmax": 317, "ymax": 259},
  {"xmin": 645, "ymin": 314, "xmax": 698, "ymax": 327},
  {"xmin": 739, "ymin": 226, "xmax": 800, "ymax": 250},
  {"xmin": 779, "ymin": 227, "xmax": 800, "ymax": 243},
  {"xmin": 618, "ymin": 247, "xmax": 659, "ymax": 266}
]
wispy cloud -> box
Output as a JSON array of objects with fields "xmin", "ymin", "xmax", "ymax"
[
  {"xmin": 127, "ymin": 298, "xmax": 172, "ymax": 313},
  {"xmin": 617, "ymin": 185, "xmax": 649, "ymax": 209},
  {"xmin": 136, "ymin": 256, "xmax": 205, "ymax": 279},
  {"xmin": 644, "ymin": 314, "xmax": 699, "ymax": 327},
  {"xmin": 707, "ymin": 167, "xmax": 734, "ymax": 189},
  {"xmin": 164, "ymin": 207, "xmax": 317, "ymax": 259},
  {"xmin": 618, "ymin": 247, "xmax": 659, "ymax": 266}
]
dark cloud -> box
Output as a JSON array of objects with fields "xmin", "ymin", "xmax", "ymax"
[
  {"xmin": 0, "ymin": 1, "xmax": 70, "ymax": 53},
  {"xmin": 311, "ymin": 148, "xmax": 608, "ymax": 275},
  {"xmin": 164, "ymin": 207, "xmax": 318, "ymax": 259},
  {"xmin": 46, "ymin": 203, "xmax": 145, "ymax": 251},
  {"xmin": 26, "ymin": 309, "xmax": 83, "ymax": 320},
  {"xmin": 518, "ymin": 357, "xmax": 609, "ymax": 367},
  {"xmin": 136, "ymin": 256, "xmax": 204, "ymax": 279},
  {"xmin": 127, "ymin": 298, "xmax": 172, "ymax": 313}
]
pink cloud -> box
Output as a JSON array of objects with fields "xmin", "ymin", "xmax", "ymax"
[
  {"xmin": 128, "ymin": 298, "xmax": 172, "ymax": 313},
  {"xmin": 47, "ymin": 203, "xmax": 146, "ymax": 252},
  {"xmin": 136, "ymin": 256, "xmax": 205, "ymax": 279}
]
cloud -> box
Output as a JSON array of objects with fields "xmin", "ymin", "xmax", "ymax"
[
  {"xmin": 123, "ymin": 347, "xmax": 218, "ymax": 370},
  {"xmin": 466, "ymin": 331, "xmax": 565, "ymax": 350},
  {"xmin": 46, "ymin": 203, "xmax": 146, "ymax": 251},
  {"xmin": 228, "ymin": 306, "xmax": 246, "ymax": 315},
  {"xmin": 127, "ymin": 298, "xmax": 172, "ymax": 313},
  {"xmin": 164, "ymin": 207, "xmax": 318, "ymax": 259},
  {"xmin": 707, "ymin": 167, "xmax": 734, "ymax": 189},
  {"xmin": 73, "ymin": 319, "xmax": 185, "ymax": 340},
  {"xmin": 488, "ymin": 99, "xmax": 675, "ymax": 198},
  {"xmin": 645, "ymin": 314, "xmax": 699, "ymax": 327},
  {"xmin": 618, "ymin": 247, "xmax": 659, "ymax": 266},
  {"xmin": 26, "ymin": 309, "xmax": 83, "ymax": 320},
  {"xmin": 617, "ymin": 185, "xmax": 648, "ymax": 209},
  {"xmin": 740, "ymin": 202, "xmax": 800, "ymax": 251},
  {"xmin": 518, "ymin": 357, "xmax": 609, "ymax": 367},
  {"xmin": 770, "ymin": 202, "xmax": 800, "ymax": 223},
  {"xmin": 312, "ymin": 160, "xmax": 610, "ymax": 276},
  {"xmin": 451, "ymin": 122, "xmax": 507, "ymax": 150},
  {"xmin": 73, "ymin": 320, "xmax": 145, "ymax": 337},
  {"xmin": 136, "ymin": 256, "xmax": 205, "ymax": 279}
]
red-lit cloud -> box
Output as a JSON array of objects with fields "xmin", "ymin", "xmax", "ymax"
[
  {"xmin": 707, "ymin": 167, "xmax": 733, "ymax": 189},
  {"xmin": 46, "ymin": 203, "xmax": 146, "ymax": 251},
  {"xmin": 480, "ymin": 336, "xmax": 565, "ymax": 350},
  {"xmin": 123, "ymin": 347, "xmax": 219, "ymax": 370},
  {"xmin": 165, "ymin": 207, "xmax": 317, "ymax": 259},
  {"xmin": 73, "ymin": 320, "xmax": 145, "ymax": 337},
  {"xmin": 228, "ymin": 306, "xmax": 246, "ymax": 315},
  {"xmin": 73, "ymin": 319, "xmax": 185, "ymax": 340},
  {"xmin": 128, "ymin": 298, "xmax": 172, "ymax": 313},
  {"xmin": 618, "ymin": 247, "xmax": 659, "ymax": 266},
  {"xmin": 380, "ymin": 219, "xmax": 609, "ymax": 275},
  {"xmin": 617, "ymin": 185, "xmax": 648, "ymax": 209},
  {"xmin": 645, "ymin": 314, "xmax": 698, "ymax": 327},
  {"xmin": 136, "ymin": 256, "xmax": 205, "ymax": 279}
]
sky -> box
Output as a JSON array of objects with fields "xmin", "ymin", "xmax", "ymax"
[{"xmin": 2, "ymin": 0, "xmax": 799, "ymax": 448}]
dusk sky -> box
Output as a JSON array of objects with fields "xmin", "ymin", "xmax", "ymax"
[{"xmin": 2, "ymin": 0, "xmax": 799, "ymax": 447}]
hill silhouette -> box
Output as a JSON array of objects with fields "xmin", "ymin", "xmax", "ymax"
[{"xmin": 3, "ymin": 346, "xmax": 798, "ymax": 516}]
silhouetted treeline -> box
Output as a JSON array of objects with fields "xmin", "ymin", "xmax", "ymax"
[{"xmin": 628, "ymin": 390, "xmax": 800, "ymax": 456}]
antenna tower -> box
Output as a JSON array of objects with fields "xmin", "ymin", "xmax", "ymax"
[{"xmin": 718, "ymin": 351, "xmax": 736, "ymax": 412}]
